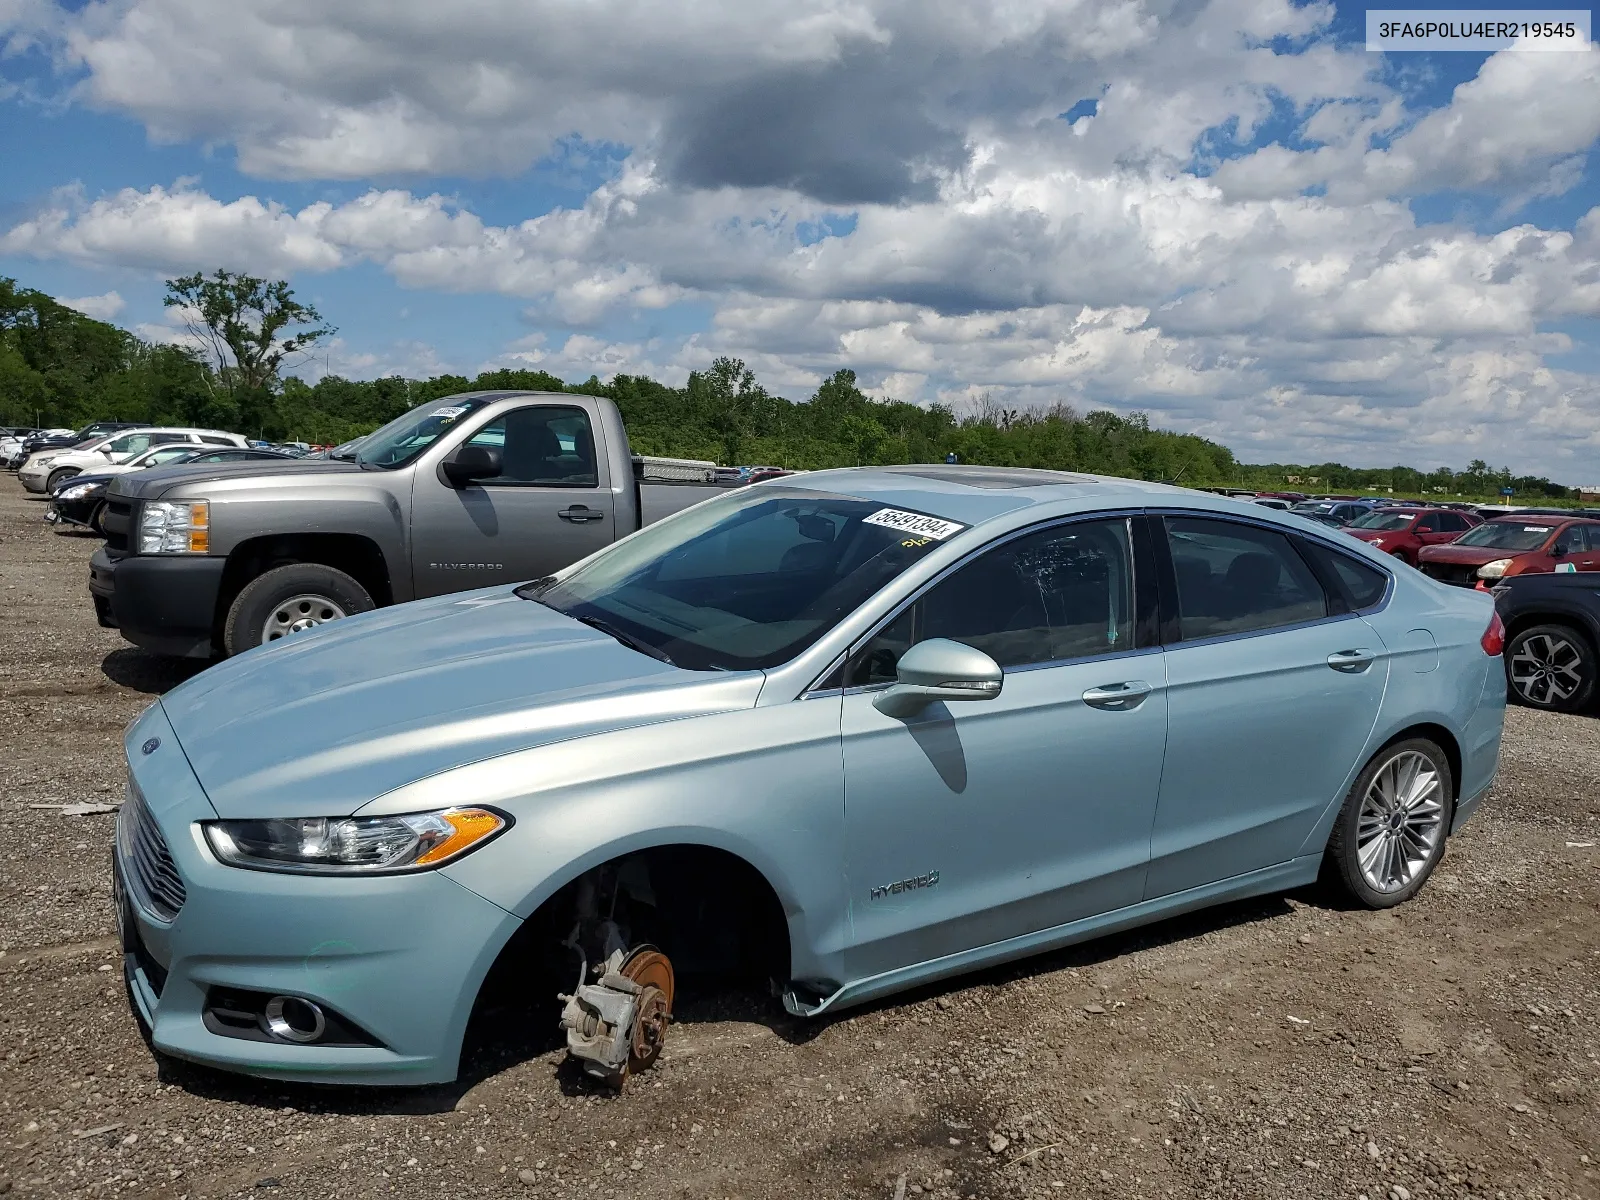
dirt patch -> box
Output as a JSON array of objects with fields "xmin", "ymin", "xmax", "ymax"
[{"xmin": 0, "ymin": 478, "xmax": 1596, "ymax": 1199}]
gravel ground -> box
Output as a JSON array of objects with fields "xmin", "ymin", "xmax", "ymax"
[{"xmin": 0, "ymin": 476, "xmax": 1597, "ymax": 1200}]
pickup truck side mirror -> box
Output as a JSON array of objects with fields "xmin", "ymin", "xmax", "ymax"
[
  {"xmin": 872, "ymin": 638, "xmax": 1003, "ymax": 718},
  {"xmin": 440, "ymin": 445, "xmax": 503, "ymax": 487}
]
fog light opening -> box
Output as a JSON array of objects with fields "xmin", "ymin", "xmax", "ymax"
[{"xmin": 263, "ymin": 995, "xmax": 327, "ymax": 1044}]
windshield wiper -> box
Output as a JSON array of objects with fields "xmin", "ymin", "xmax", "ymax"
[{"xmin": 571, "ymin": 613, "xmax": 675, "ymax": 666}]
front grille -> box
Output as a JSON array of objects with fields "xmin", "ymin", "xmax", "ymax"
[
  {"xmin": 1421, "ymin": 562, "xmax": 1479, "ymax": 587},
  {"xmin": 103, "ymin": 500, "xmax": 133, "ymax": 552},
  {"xmin": 117, "ymin": 781, "xmax": 186, "ymax": 922}
]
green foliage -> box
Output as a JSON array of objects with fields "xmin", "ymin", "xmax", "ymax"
[{"xmin": 0, "ymin": 274, "xmax": 1577, "ymax": 500}]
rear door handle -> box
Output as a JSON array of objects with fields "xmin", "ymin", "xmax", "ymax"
[
  {"xmin": 1327, "ymin": 648, "xmax": 1375, "ymax": 672},
  {"xmin": 1082, "ymin": 681, "xmax": 1152, "ymax": 710},
  {"xmin": 558, "ymin": 505, "xmax": 604, "ymax": 523}
]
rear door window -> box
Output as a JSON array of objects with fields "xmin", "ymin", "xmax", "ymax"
[{"xmin": 1164, "ymin": 517, "xmax": 1328, "ymax": 641}]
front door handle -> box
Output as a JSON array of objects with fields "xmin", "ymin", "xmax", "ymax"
[
  {"xmin": 1327, "ymin": 648, "xmax": 1375, "ymax": 672},
  {"xmin": 558, "ymin": 505, "xmax": 605, "ymax": 523},
  {"xmin": 1082, "ymin": 681, "xmax": 1152, "ymax": 710}
]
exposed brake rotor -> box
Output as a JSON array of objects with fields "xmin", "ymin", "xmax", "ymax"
[
  {"xmin": 619, "ymin": 947, "xmax": 674, "ymax": 1075},
  {"xmin": 557, "ymin": 944, "xmax": 675, "ymax": 1087}
]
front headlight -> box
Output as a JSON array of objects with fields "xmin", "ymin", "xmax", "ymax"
[
  {"xmin": 33, "ymin": 455, "xmax": 56, "ymax": 466},
  {"xmin": 1477, "ymin": 558, "xmax": 1514, "ymax": 579},
  {"xmin": 203, "ymin": 808, "xmax": 508, "ymax": 874},
  {"xmin": 1368, "ymin": 538, "xmax": 1384, "ymax": 548},
  {"xmin": 138, "ymin": 499, "xmax": 210, "ymax": 554},
  {"xmin": 58, "ymin": 482, "xmax": 98, "ymax": 500}
]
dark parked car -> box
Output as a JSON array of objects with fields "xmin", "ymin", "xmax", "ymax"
[
  {"xmin": 1491, "ymin": 572, "xmax": 1600, "ymax": 711},
  {"xmin": 1344, "ymin": 507, "xmax": 1481, "ymax": 566},
  {"xmin": 47, "ymin": 447, "xmax": 293, "ymax": 534},
  {"xmin": 1417, "ymin": 516, "xmax": 1600, "ymax": 587},
  {"xmin": 1290, "ymin": 500, "xmax": 1376, "ymax": 526}
]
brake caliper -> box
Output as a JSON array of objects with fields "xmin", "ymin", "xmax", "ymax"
[{"xmin": 557, "ymin": 946, "xmax": 674, "ymax": 1086}]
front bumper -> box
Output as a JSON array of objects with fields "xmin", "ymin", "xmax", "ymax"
[
  {"xmin": 18, "ymin": 466, "xmax": 50, "ymax": 493},
  {"xmin": 89, "ymin": 547, "xmax": 226, "ymax": 658},
  {"xmin": 117, "ymin": 705, "xmax": 522, "ymax": 1086}
]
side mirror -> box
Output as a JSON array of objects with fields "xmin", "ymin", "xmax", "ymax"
[
  {"xmin": 872, "ymin": 638, "xmax": 1003, "ymax": 718},
  {"xmin": 441, "ymin": 445, "xmax": 503, "ymax": 487}
]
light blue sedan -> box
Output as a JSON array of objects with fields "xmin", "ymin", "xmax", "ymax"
[{"xmin": 114, "ymin": 466, "xmax": 1506, "ymax": 1086}]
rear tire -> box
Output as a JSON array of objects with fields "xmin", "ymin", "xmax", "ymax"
[
  {"xmin": 223, "ymin": 563, "xmax": 374, "ymax": 657},
  {"xmin": 46, "ymin": 467, "xmax": 79, "ymax": 492},
  {"xmin": 1505, "ymin": 623, "xmax": 1596, "ymax": 712},
  {"xmin": 1326, "ymin": 738, "xmax": 1452, "ymax": 909}
]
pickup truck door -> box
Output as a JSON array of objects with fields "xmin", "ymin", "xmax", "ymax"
[{"xmin": 409, "ymin": 400, "xmax": 616, "ymax": 596}]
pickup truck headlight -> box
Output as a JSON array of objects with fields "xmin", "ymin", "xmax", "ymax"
[
  {"xmin": 203, "ymin": 808, "xmax": 507, "ymax": 874},
  {"xmin": 1476, "ymin": 558, "xmax": 1515, "ymax": 579},
  {"xmin": 138, "ymin": 500, "xmax": 210, "ymax": 554}
]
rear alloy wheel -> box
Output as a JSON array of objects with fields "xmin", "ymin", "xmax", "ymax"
[
  {"xmin": 1326, "ymin": 738, "xmax": 1452, "ymax": 909},
  {"xmin": 1505, "ymin": 623, "xmax": 1595, "ymax": 712},
  {"xmin": 224, "ymin": 563, "xmax": 374, "ymax": 656},
  {"xmin": 46, "ymin": 467, "xmax": 79, "ymax": 493}
]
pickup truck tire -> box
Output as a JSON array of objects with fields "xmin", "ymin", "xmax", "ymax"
[
  {"xmin": 1325, "ymin": 737, "xmax": 1452, "ymax": 909},
  {"xmin": 224, "ymin": 563, "xmax": 374, "ymax": 656},
  {"xmin": 1504, "ymin": 623, "xmax": 1596, "ymax": 712},
  {"xmin": 46, "ymin": 467, "xmax": 80, "ymax": 493}
]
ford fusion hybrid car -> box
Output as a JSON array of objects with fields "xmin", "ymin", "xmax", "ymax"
[{"xmin": 113, "ymin": 466, "xmax": 1506, "ymax": 1086}]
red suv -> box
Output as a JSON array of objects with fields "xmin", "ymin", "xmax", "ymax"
[
  {"xmin": 1343, "ymin": 507, "xmax": 1481, "ymax": 566},
  {"xmin": 1417, "ymin": 516, "xmax": 1600, "ymax": 587}
]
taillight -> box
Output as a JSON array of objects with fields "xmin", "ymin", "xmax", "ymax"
[{"xmin": 1481, "ymin": 611, "xmax": 1505, "ymax": 656}]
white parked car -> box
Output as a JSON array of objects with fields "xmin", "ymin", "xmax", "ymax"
[{"xmin": 18, "ymin": 427, "xmax": 247, "ymax": 494}]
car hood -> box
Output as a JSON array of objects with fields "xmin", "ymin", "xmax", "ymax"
[
  {"xmin": 110, "ymin": 459, "xmax": 359, "ymax": 499},
  {"xmin": 159, "ymin": 587, "xmax": 765, "ymax": 818},
  {"xmin": 1417, "ymin": 543, "xmax": 1534, "ymax": 564}
]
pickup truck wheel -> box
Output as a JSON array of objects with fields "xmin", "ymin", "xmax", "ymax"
[
  {"xmin": 1505, "ymin": 623, "xmax": 1595, "ymax": 712},
  {"xmin": 46, "ymin": 467, "xmax": 79, "ymax": 492},
  {"xmin": 224, "ymin": 563, "xmax": 374, "ymax": 656}
]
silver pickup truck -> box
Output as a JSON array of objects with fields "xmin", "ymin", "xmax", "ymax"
[{"xmin": 88, "ymin": 390, "xmax": 726, "ymax": 658}]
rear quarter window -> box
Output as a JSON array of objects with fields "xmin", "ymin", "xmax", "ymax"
[{"xmin": 1298, "ymin": 539, "xmax": 1390, "ymax": 611}]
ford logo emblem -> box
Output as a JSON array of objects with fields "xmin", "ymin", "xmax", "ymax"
[{"xmin": 141, "ymin": 737, "xmax": 161, "ymax": 756}]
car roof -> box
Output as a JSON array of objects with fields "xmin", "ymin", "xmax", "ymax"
[{"xmin": 779, "ymin": 465, "xmax": 1252, "ymax": 527}]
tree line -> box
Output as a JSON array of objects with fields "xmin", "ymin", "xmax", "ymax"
[{"xmin": 0, "ymin": 272, "xmax": 1579, "ymax": 501}]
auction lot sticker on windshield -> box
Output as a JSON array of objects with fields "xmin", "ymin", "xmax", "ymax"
[
  {"xmin": 862, "ymin": 508, "xmax": 967, "ymax": 541},
  {"xmin": 431, "ymin": 406, "xmax": 469, "ymax": 420}
]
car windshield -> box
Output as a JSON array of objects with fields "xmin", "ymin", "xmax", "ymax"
[
  {"xmin": 355, "ymin": 397, "xmax": 495, "ymax": 468},
  {"xmin": 1453, "ymin": 521, "xmax": 1557, "ymax": 550},
  {"xmin": 524, "ymin": 486, "xmax": 970, "ymax": 671},
  {"xmin": 1350, "ymin": 511, "xmax": 1417, "ymax": 531}
]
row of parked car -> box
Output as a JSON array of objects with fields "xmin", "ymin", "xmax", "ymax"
[{"xmin": 1, "ymin": 423, "xmax": 297, "ymax": 533}]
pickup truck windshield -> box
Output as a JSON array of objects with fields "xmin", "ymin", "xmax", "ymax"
[
  {"xmin": 356, "ymin": 397, "xmax": 496, "ymax": 469},
  {"xmin": 525, "ymin": 486, "xmax": 968, "ymax": 671}
]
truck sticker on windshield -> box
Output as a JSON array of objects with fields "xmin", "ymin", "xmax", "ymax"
[{"xmin": 862, "ymin": 508, "xmax": 966, "ymax": 541}]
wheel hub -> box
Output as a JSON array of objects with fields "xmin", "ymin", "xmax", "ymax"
[{"xmin": 262, "ymin": 594, "xmax": 348, "ymax": 642}]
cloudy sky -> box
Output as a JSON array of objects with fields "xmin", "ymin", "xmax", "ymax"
[{"xmin": 2, "ymin": 0, "xmax": 1598, "ymax": 475}]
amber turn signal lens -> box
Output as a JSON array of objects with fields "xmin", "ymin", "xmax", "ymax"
[
  {"xmin": 188, "ymin": 530, "xmax": 209, "ymax": 552},
  {"xmin": 414, "ymin": 808, "xmax": 505, "ymax": 865}
]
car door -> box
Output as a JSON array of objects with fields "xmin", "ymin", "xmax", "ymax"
[
  {"xmin": 1551, "ymin": 523, "xmax": 1600, "ymax": 573},
  {"xmin": 1146, "ymin": 513, "xmax": 1390, "ymax": 898},
  {"xmin": 1412, "ymin": 511, "xmax": 1461, "ymax": 549},
  {"xmin": 409, "ymin": 401, "xmax": 616, "ymax": 597},
  {"xmin": 839, "ymin": 515, "xmax": 1168, "ymax": 979}
]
